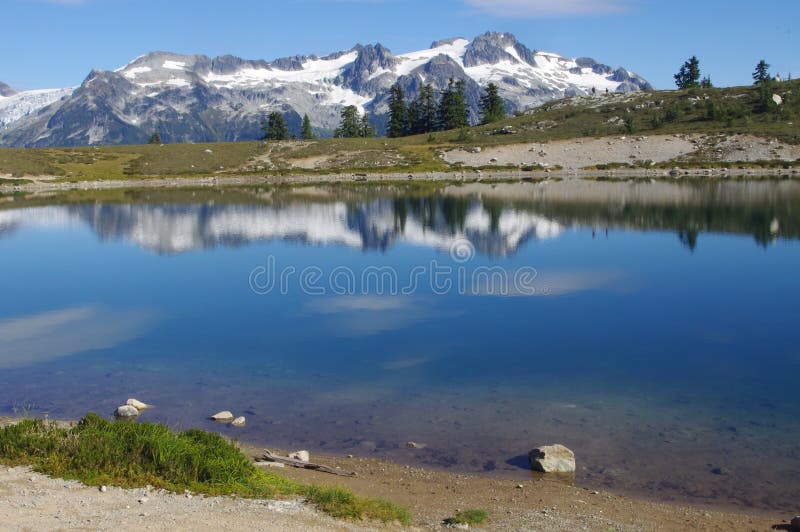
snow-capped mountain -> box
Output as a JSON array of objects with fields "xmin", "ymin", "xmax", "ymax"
[
  {"xmin": 0, "ymin": 199, "xmax": 562, "ymax": 256},
  {"xmin": 0, "ymin": 32, "xmax": 651, "ymax": 147}
]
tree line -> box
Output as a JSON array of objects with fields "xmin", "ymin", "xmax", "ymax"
[
  {"xmin": 262, "ymin": 112, "xmax": 315, "ymax": 141},
  {"xmin": 674, "ymin": 56, "xmax": 786, "ymax": 90},
  {"xmin": 673, "ymin": 56, "xmax": 790, "ymax": 116},
  {"xmin": 386, "ymin": 79, "xmax": 505, "ymax": 138},
  {"xmin": 258, "ymin": 56, "xmax": 788, "ymax": 143}
]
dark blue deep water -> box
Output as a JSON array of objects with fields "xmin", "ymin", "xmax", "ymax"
[{"xmin": 1, "ymin": 180, "xmax": 798, "ymax": 512}]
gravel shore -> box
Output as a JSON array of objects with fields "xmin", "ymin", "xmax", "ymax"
[{"xmin": 0, "ymin": 445, "xmax": 789, "ymax": 531}]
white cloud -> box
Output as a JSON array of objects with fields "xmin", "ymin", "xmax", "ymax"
[
  {"xmin": 463, "ymin": 0, "xmax": 636, "ymax": 17},
  {"xmin": 0, "ymin": 305, "xmax": 157, "ymax": 368}
]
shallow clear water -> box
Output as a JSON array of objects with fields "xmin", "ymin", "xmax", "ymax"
[{"xmin": 1, "ymin": 181, "xmax": 799, "ymax": 512}]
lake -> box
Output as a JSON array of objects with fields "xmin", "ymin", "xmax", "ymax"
[{"xmin": 1, "ymin": 180, "xmax": 798, "ymax": 512}]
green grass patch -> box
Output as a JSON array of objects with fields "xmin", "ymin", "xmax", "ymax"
[
  {"xmin": 0, "ymin": 178, "xmax": 33, "ymax": 185},
  {"xmin": 0, "ymin": 414, "xmax": 410, "ymax": 525},
  {"xmin": 444, "ymin": 508, "xmax": 489, "ymax": 526}
]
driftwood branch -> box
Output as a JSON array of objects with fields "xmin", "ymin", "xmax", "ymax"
[{"xmin": 260, "ymin": 449, "xmax": 356, "ymax": 477}]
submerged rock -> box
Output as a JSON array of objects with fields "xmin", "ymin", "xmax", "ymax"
[
  {"xmin": 211, "ymin": 411, "xmax": 234, "ymax": 422},
  {"xmin": 290, "ymin": 450, "xmax": 310, "ymax": 463},
  {"xmin": 126, "ymin": 398, "xmax": 150, "ymax": 411},
  {"xmin": 231, "ymin": 416, "xmax": 246, "ymax": 427},
  {"xmin": 114, "ymin": 405, "xmax": 140, "ymax": 419},
  {"xmin": 528, "ymin": 444, "xmax": 576, "ymax": 473}
]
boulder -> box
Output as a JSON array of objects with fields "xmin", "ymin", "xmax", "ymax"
[
  {"xmin": 126, "ymin": 398, "xmax": 150, "ymax": 411},
  {"xmin": 211, "ymin": 411, "xmax": 234, "ymax": 422},
  {"xmin": 290, "ymin": 450, "xmax": 310, "ymax": 463},
  {"xmin": 114, "ymin": 405, "xmax": 140, "ymax": 419},
  {"xmin": 791, "ymin": 516, "xmax": 800, "ymax": 531},
  {"xmin": 528, "ymin": 444, "xmax": 576, "ymax": 473},
  {"xmin": 231, "ymin": 416, "xmax": 246, "ymax": 427}
]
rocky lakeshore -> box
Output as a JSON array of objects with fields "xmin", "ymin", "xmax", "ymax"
[
  {"xmin": 0, "ymin": 417, "xmax": 793, "ymax": 531},
  {"xmin": 1, "ymin": 134, "xmax": 798, "ymax": 196}
]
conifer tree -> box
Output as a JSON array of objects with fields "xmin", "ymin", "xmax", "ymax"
[
  {"xmin": 301, "ymin": 114, "xmax": 314, "ymax": 140},
  {"xmin": 334, "ymin": 106, "xmax": 361, "ymax": 138},
  {"xmin": 387, "ymin": 84, "xmax": 408, "ymax": 138},
  {"xmin": 406, "ymin": 99, "xmax": 421, "ymax": 135},
  {"xmin": 410, "ymin": 84, "xmax": 438, "ymax": 134},
  {"xmin": 479, "ymin": 82, "xmax": 505, "ymax": 124},
  {"xmin": 438, "ymin": 78, "xmax": 468, "ymax": 131},
  {"xmin": 674, "ymin": 56, "xmax": 701, "ymax": 89},
  {"xmin": 359, "ymin": 112, "xmax": 375, "ymax": 138},
  {"xmin": 263, "ymin": 112, "xmax": 289, "ymax": 141},
  {"xmin": 753, "ymin": 60, "xmax": 771, "ymax": 85},
  {"xmin": 700, "ymin": 76, "xmax": 713, "ymax": 89}
]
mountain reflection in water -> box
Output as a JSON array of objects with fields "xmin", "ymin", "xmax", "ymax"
[{"xmin": 0, "ymin": 180, "xmax": 797, "ymax": 254}]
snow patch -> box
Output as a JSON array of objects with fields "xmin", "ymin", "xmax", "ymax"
[
  {"xmin": 122, "ymin": 66, "xmax": 152, "ymax": 79},
  {"xmin": 395, "ymin": 38, "xmax": 469, "ymax": 77},
  {"xmin": 204, "ymin": 52, "xmax": 358, "ymax": 87},
  {"xmin": 163, "ymin": 60, "xmax": 187, "ymax": 71},
  {"xmin": 165, "ymin": 78, "xmax": 190, "ymax": 88}
]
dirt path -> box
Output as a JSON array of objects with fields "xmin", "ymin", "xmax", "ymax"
[{"xmin": 0, "ymin": 465, "xmax": 376, "ymax": 532}]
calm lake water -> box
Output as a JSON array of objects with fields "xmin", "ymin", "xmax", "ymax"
[{"xmin": 1, "ymin": 180, "xmax": 799, "ymax": 512}]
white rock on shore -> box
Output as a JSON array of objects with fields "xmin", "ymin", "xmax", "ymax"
[
  {"xmin": 211, "ymin": 411, "xmax": 234, "ymax": 422},
  {"xmin": 529, "ymin": 444, "xmax": 576, "ymax": 473},
  {"xmin": 290, "ymin": 450, "xmax": 310, "ymax": 463}
]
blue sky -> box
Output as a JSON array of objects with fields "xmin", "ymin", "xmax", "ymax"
[{"xmin": 3, "ymin": 0, "xmax": 798, "ymax": 91}]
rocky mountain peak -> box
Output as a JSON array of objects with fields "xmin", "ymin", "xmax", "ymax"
[
  {"xmin": 0, "ymin": 81, "xmax": 17, "ymax": 97},
  {"xmin": 340, "ymin": 43, "xmax": 398, "ymax": 92},
  {"xmin": 464, "ymin": 31, "xmax": 534, "ymax": 68},
  {"xmin": 430, "ymin": 37, "xmax": 467, "ymax": 49}
]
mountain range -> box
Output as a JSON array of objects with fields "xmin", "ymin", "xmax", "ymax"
[
  {"xmin": 0, "ymin": 32, "xmax": 651, "ymax": 147},
  {"xmin": 0, "ymin": 199, "xmax": 562, "ymax": 256}
]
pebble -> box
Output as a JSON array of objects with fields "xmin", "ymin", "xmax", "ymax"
[
  {"xmin": 99, "ymin": 485, "xmax": 107, "ymax": 493},
  {"xmin": 138, "ymin": 497, "xmax": 148, "ymax": 504}
]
